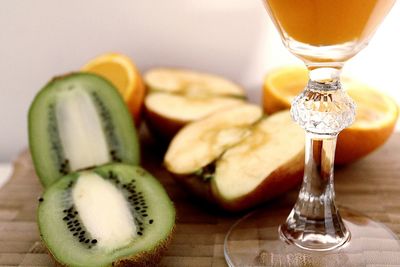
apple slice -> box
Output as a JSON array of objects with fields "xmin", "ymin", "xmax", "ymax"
[
  {"xmin": 165, "ymin": 105, "xmax": 305, "ymax": 211},
  {"xmin": 144, "ymin": 68, "xmax": 246, "ymax": 140}
]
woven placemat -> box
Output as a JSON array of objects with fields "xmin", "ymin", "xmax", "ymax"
[{"xmin": 0, "ymin": 132, "xmax": 399, "ymax": 266}]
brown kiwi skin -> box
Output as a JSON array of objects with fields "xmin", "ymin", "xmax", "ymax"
[
  {"xmin": 42, "ymin": 228, "xmax": 175, "ymax": 267},
  {"xmin": 113, "ymin": 231, "xmax": 174, "ymax": 267}
]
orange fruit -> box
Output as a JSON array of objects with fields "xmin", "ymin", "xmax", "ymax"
[
  {"xmin": 82, "ymin": 53, "xmax": 145, "ymax": 126},
  {"xmin": 263, "ymin": 66, "xmax": 399, "ymax": 164},
  {"xmin": 263, "ymin": 66, "xmax": 309, "ymax": 115}
]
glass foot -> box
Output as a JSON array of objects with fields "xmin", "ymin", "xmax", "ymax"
[
  {"xmin": 278, "ymin": 219, "xmax": 350, "ymax": 252},
  {"xmin": 224, "ymin": 204, "xmax": 400, "ymax": 266}
]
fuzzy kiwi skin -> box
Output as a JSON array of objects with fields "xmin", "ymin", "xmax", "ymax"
[
  {"xmin": 37, "ymin": 164, "xmax": 175, "ymax": 267},
  {"xmin": 29, "ymin": 72, "xmax": 140, "ymax": 187},
  {"xmin": 112, "ymin": 232, "xmax": 174, "ymax": 267},
  {"xmin": 43, "ymin": 229, "xmax": 175, "ymax": 267}
]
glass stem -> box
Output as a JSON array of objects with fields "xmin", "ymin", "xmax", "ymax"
[
  {"xmin": 301, "ymin": 132, "xmax": 338, "ymax": 222},
  {"xmin": 281, "ymin": 65, "xmax": 355, "ymax": 250}
]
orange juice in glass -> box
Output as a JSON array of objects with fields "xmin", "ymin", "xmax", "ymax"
[{"xmin": 264, "ymin": 0, "xmax": 395, "ymax": 62}]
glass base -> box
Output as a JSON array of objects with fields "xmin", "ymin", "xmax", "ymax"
[
  {"xmin": 278, "ymin": 219, "xmax": 350, "ymax": 252},
  {"xmin": 224, "ymin": 205, "xmax": 400, "ymax": 266}
]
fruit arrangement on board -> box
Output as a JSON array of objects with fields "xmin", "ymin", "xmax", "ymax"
[{"xmin": 28, "ymin": 53, "xmax": 398, "ymax": 266}]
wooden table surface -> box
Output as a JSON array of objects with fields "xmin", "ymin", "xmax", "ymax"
[{"xmin": 0, "ymin": 131, "xmax": 399, "ymax": 267}]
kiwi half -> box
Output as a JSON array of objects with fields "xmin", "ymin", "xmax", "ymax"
[
  {"xmin": 38, "ymin": 163, "xmax": 175, "ymax": 267},
  {"xmin": 29, "ymin": 73, "xmax": 139, "ymax": 187}
]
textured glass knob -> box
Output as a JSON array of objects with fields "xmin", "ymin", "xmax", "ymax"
[{"xmin": 290, "ymin": 80, "xmax": 356, "ymax": 135}]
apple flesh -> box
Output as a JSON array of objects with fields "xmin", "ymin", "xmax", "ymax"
[
  {"xmin": 144, "ymin": 68, "xmax": 246, "ymax": 141},
  {"xmin": 165, "ymin": 104, "xmax": 305, "ymax": 211}
]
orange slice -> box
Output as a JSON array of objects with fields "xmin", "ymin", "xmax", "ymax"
[
  {"xmin": 82, "ymin": 53, "xmax": 145, "ymax": 126},
  {"xmin": 263, "ymin": 66, "xmax": 399, "ymax": 164},
  {"xmin": 263, "ymin": 66, "xmax": 308, "ymax": 115}
]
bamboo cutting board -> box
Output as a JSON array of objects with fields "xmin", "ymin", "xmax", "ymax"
[{"xmin": 0, "ymin": 131, "xmax": 399, "ymax": 267}]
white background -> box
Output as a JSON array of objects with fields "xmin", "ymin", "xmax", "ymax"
[{"xmin": 0, "ymin": 0, "xmax": 399, "ymax": 162}]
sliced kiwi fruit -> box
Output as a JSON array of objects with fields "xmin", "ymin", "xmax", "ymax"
[
  {"xmin": 38, "ymin": 163, "xmax": 175, "ymax": 267},
  {"xmin": 29, "ymin": 73, "xmax": 140, "ymax": 187}
]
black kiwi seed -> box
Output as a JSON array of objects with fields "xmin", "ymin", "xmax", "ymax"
[
  {"xmin": 149, "ymin": 219, "xmax": 154, "ymax": 224},
  {"xmin": 137, "ymin": 232, "xmax": 143, "ymax": 236},
  {"xmin": 63, "ymin": 217, "xmax": 69, "ymax": 221},
  {"xmin": 80, "ymin": 231, "xmax": 85, "ymax": 235},
  {"xmin": 91, "ymin": 239, "xmax": 97, "ymax": 244},
  {"xmin": 76, "ymin": 227, "xmax": 81, "ymax": 231},
  {"xmin": 73, "ymin": 233, "xmax": 78, "ymax": 236},
  {"xmin": 38, "ymin": 197, "xmax": 44, "ymax": 202},
  {"xmin": 85, "ymin": 239, "xmax": 90, "ymax": 244}
]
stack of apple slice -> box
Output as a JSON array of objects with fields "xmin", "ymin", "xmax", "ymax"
[
  {"xmin": 165, "ymin": 104, "xmax": 305, "ymax": 211},
  {"xmin": 144, "ymin": 68, "xmax": 246, "ymax": 140}
]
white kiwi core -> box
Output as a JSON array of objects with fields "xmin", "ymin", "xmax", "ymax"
[
  {"xmin": 56, "ymin": 88, "xmax": 110, "ymax": 171},
  {"xmin": 72, "ymin": 172, "xmax": 137, "ymax": 250}
]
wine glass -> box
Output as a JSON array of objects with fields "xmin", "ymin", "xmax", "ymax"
[{"xmin": 224, "ymin": 0, "xmax": 399, "ymax": 265}]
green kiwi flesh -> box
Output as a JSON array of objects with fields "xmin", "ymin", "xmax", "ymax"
[
  {"xmin": 29, "ymin": 73, "xmax": 140, "ymax": 187},
  {"xmin": 38, "ymin": 163, "xmax": 175, "ymax": 267}
]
